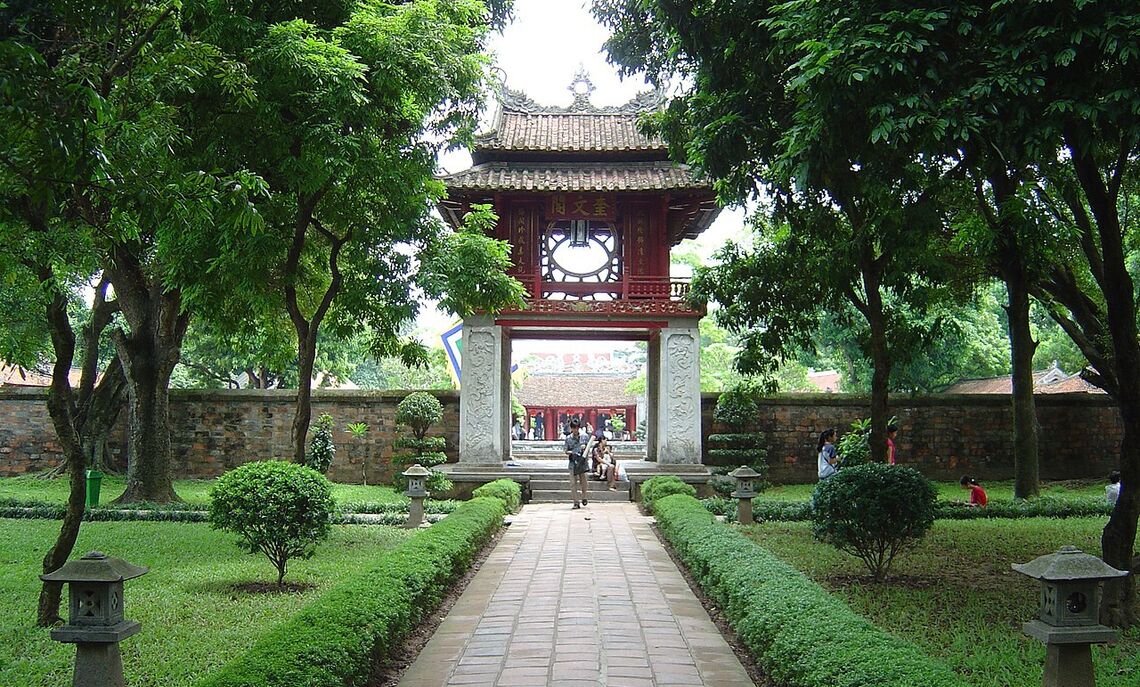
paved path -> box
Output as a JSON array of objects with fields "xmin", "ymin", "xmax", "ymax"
[{"xmin": 399, "ymin": 503, "xmax": 754, "ymax": 687}]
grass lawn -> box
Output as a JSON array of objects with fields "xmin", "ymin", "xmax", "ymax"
[
  {"xmin": 759, "ymin": 478, "xmax": 1110, "ymax": 503},
  {"xmin": 744, "ymin": 517, "xmax": 1139, "ymax": 687},
  {"xmin": 0, "ymin": 474, "xmax": 404, "ymax": 507},
  {"xmin": 0, "ymin": 519, "xmax": 409, "ymax": 687}
]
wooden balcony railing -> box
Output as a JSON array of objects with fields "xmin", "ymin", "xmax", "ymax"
[{"xmin": 513, "ymin": 274, "xmax": 692, "ymax": 301}]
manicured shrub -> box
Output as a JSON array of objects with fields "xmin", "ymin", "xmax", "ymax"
[
  {"xmin": 811, "ymin": 463, "xmax": 937, "ymax": 580},
  {"xmin": 713, "ymin": 384, "xmax": 760, "ymax": 428},
  {"xmin": 709, "ymin": 385, "xmax": 769, "ymax": 486},
  {"xmin": 654, "ymin": 494, "xmax": 967, "ymax": 687},
  {"xmin": 305, "ymin": 414, "xmax": 336, "ymax": 474},
  {"xmin": 209, "ymin": 461, "xmax": 335, "ymax": 585},
  {"xmin": 472, "ymin": 478, "xmax": 522, "ymax": 512},
  {"xmin": 393, "ymin": 392, "xmax": 451, "ymax": 493},
  {"xmin": 640, "ymin": 475, "xmax": 696, "ymax": 512},
  {"xmin": 197, "ymin": 497, "xmax": 506, "ymax": 687},
  {"xmin": 395, "ymin": 391, "xmax": 444, "ymax": 440}
]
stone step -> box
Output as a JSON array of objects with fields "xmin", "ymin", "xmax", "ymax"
[
  {"xmin": 530, "ymin": 488, "xmax": 630, "ymax": 504},
  {"xmin": 529, "ymin": 477, "xmax": 630, "ymax": 490}
]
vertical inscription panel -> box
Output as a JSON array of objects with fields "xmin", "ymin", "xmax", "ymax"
[
  {"xmin": 656, "ymin": 327, "xmax": 702, "ymax": 464},
  {"xmin": 459, "ymin": 326, "xmax": 508, "ymax": 464}
]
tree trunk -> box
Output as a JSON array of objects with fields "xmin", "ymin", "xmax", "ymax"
[
  {"xmin": 1003, "ymin": 262, "xmax": 1040, "ymax": 499},
  {"xmin": 104, "ymin": 247, "xmax": 189, "ymax": 505},
  {"xmin": 291, "ymin": 332, "xmax": 317, "ymax": 464},
  {"xmin": 1063, "ymin": 126, "xmax": 1140, "ymax": 626},
  {"xmin": 1101, "ymin": 403, "xmax": 1139, "ymax": 627},
  {"xmin": 861, "ymin": 253, "xmax": 890, "ymax": 463},
  {"xmin": 36, "ymin": 288, "xmax": 86, "ymax": 627},
  {"xmin": 114, "ymin": 351, "xmax": 180, "ymax": 503}
]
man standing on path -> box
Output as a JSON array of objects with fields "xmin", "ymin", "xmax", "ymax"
[{"xmin": 565, "ymin": 419, "xmax": 590, "ymax": 509}]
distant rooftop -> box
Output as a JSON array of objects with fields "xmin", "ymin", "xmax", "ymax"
[
  {"xmin": 516, "ymin": 373, "xmax": 639, "ymax": 408},
  {"xmin": 944, "ymin": 363, "xmax": 1104, "ymax": 394}
]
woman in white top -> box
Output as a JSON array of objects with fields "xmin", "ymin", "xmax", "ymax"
[{"xmin": 817, "ymin": 428, "xmax": 839, "ymax": 480}]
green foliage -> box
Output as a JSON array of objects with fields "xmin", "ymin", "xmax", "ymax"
[
  {"xmin": 835, "ymin": 418, "xmax": 872, "ymax": 469},
  {"xmin": 702, "ymin": 495, "xmax": 1115, "ymax": 523},
  {"xmin": 640, "ymin": 476, "xmax": 696, "ymax": 513},
  {"xmin": 0, "ymin": 519, "xmax": 409, "ymax": 687},
  {"xmin": 209, "ymin": 462, "xmax": 335, "ymax": 584},
  {"xmin": 396, "ymin": 392, "xmax": 444, "ymax": 442},
  {"xmin": 197, "ymin": 496, "xmax": 506, "ymax": 687},
  {"xmin": 471, "ymin": 479, "xmax": 522, "ymax": 512},
  {"xmin": 652, "ymin": 494, "xmax": 967, "ymax": 687},
  {"xmin": 305, "ymin": 415, "xmax": 337, "ymax": 474},
  {"xmin": 709, "ymin": 386, "xmax": 769, "ymax": 486},
  {"xmin": 713, "ymin": 385, "xmax": 760, "ymax": 429},
  {"xmin": 811, "ymin": 464, "xmax": 938, "ymax": 580},
  {"xmin": 393, "ymin": 392, "xmax": 450, "ymax": 493}
]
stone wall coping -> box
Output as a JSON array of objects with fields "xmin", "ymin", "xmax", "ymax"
[
  {"xmin": 699, "ymin": 391, "xmax": 1117, "ymax": 408},
  {"xmin": 0, "ymin": 386, "xmax": 1111, "ymax": 408},
  {"xmin": 0, "ymin": 387, "xmax": 461, "ymax": 402}
]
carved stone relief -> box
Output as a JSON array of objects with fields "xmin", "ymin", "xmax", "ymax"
[{"xmin": 459, "ymin": 327, "xmax": 505, "ymax": 464}]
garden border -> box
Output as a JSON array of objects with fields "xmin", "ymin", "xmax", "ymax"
[{"xmin": 654, "ymin": 493, "xmax": 968, "ymax": 687}]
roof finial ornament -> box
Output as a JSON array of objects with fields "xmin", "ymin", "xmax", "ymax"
[{"xmin": 568, "ymin": 64, "xmax": 596, "ymax": 110}]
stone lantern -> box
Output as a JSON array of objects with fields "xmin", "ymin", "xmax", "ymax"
[
  {"xmin": 729, "ymin": 465, "xmax": 761, "ymax": 526},
  {"xmin": 40, "ymin": 551, "xmax": 149, "ymax": 687},
  {"xmin": 1012, "ymin": 545, "xmax": 1129, "ymax": 687},
  {"xmin": 403, "ymin": 463, "xmax": 431, "ymax": 528}
]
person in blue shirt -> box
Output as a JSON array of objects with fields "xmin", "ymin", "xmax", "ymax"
[{"xmin": 817, "ymin": 428, "xmax": 839, "ymax": 480}]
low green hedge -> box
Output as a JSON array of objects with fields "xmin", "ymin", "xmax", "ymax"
[
  {"xmin": 0, "ymin": 496, "xmax": 460, "ymax": 523},
  {"xmin": 640, "ymin": 475, "xmax": 696, "ymax": 513},
  {"xmin": 655, "ymin": 494, "xmax": 966, "ymax": 687},
  {"xmin": 472, "ymin": 479, "xmax": 522, "ymax": 512},
  {"xmin": 701, "ymin": 495, "xmax": 1113, "ymax": 522},
  {"xmin": 197, "ymin": 495, "xmax": 506, "ymax": 687}
]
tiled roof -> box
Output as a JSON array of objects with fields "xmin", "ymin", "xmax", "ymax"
[
  {"xmin": 945, "ymin": 368, "xmax": 1105, "ymax": 394},
  {"xmin": 517, "ymin": 374, "xmax": 639, "ymax": 408},
  {"xmin": 441, "ymin": 161, "xmax": 709, "ymax": 192},
  {"xmin": 476, "ymin": 112, "xmax": 663, "ymax": 153}
]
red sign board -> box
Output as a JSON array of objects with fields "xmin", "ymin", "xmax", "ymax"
[{"xmin": 548, "ymin": 193, "xmax": 616, "ymax": 221}]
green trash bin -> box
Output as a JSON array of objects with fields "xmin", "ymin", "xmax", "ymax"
[{"xmin": 85, "ymin": 470, "xmax": 104, "ymax": 508}]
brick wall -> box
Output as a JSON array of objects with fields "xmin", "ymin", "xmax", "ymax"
[
  {"xmin": 701, "ymin": 392, "xmax": 1122, "ymax": 483},
  {"xmin": 0, "ymin": 388, "xmax": 460, "ymax": 485},
  {"xmin": 0, "ymin": 388, "xmax": 1121, "ymax": 484}
]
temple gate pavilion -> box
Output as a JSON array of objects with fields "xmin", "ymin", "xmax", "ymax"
[{"xmin": 437, "ymin": 71, "xmax": 721, "ymax": 488}]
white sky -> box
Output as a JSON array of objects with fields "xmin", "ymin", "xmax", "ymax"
[{"xmin": 422, "ymin": 0, "xmax": 747, "ymax": 356}]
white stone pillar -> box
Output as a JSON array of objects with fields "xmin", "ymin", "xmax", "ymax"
[
  {"xmin": 653, "ymin": 327, "xmax": 702, "ymax": 464},
  {"xmin": 458, "ymin": 322, "xmax": 509, "ymax": 464}
]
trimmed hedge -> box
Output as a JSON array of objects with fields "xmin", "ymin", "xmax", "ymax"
[
  {"xmin": 471, "ymin": 479, "xmax": 522, "ymax": 512},
  {"xmin": 640, "ymin": 476, "xmax": 696, "ymax": 513},
  {"xmin": 655, "ymin": 494, "xmax": 967, "ymax": 687},
  {"xmin": 0, "ymin": 497, "xmax": 460, "ymax": 524},
  {"xmin": 701, "ymin": 495, "xmax": 1113, "ymax": 522},
  {"xmin": 197, "ymin": 496, "xmax": 506, "ymax": 687}
]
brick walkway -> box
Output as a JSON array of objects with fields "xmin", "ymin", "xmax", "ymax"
[{"xmin": 398, "ymin": 503, "xmax": 754, "ymax": 687}]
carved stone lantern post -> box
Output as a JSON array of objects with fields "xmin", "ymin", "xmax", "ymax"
[
  {"xmin": 403, "ymin": 464, "xmax": 431, "ymax": 528},
  {"xmin": 1012, "ymin": 545, "xmax": 1129, "ymax": 687},
  {"xmin": 40, "ymin": 551, "xmax": 149, "ymax": 687},
  {"xmin": 729, "ymin": 466, "xmax": 761, "ymax": 525}
]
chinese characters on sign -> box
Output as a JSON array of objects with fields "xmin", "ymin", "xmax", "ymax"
[{"xmin": 548, "ymin": 193, "xmax": 616, "ymax": 221}]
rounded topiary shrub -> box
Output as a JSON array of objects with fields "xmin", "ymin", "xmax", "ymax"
[
  {"xmin": 396, "ymin": 392, "xmax": 444, "ymax": 441},
  {"xmin": 209, "ymin": 461, "xmax": 335, "ymax": 585},
  {"xmin": 641, "ymin": 475, "xmax": 697, "ymax": 513},
  {"xmin": 713, "ymin": 384, "xmax": 760, "ymax": 430},
  {"xmin": 811, "ymin": 463, "xmax": 937, "ymax": 580}
]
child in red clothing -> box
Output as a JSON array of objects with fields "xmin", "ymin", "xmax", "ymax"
[{"xmin": 959, "ymin": 475, "xmax": 987, "ymax": 507}]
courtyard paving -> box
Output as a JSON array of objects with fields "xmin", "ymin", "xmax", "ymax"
[{"xmin": 398, "ymin": 503, "xmax": 754, "ymax": 687}]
